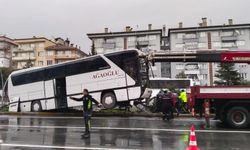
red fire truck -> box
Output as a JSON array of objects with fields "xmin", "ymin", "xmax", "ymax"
[
  {"xmin": 189, "ymin": 86, "xmax": 250, "ymax": 128},
  {"xmin": 149, "ymin": 49, "xmax": 250, "ymax": 128}
]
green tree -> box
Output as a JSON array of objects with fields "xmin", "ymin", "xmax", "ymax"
[
  {"xmin": 214, "ymin": 63, "xmax": 242, "ymax": 85},
  {"xmin": 175, "ymin": 71, "xmax": 187, "ymax": 78},
  {"xmin": 0, "ymin": 68, "xmax": 15, "ymax": 89},
  {"xmin": 91, "ymin": 42, "xmax": 96, "ymax": 55}
]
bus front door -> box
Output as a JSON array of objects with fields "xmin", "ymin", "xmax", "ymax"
[{"xmin": 55, "ymin": 78, "xmax": 68, "ymax": 109}]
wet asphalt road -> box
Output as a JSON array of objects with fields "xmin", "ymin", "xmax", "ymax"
[{"xmin": 0, "ymin": 115, "xmax": 249, "ymax": 150}]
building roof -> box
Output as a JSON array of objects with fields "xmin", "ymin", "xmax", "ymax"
[
  {"xmin": 168, "ymin": 23, "xmax": 250, "ymax": 35},
  {"xmin": 0, "ymin": 36, "xmax": 18, "ymax": 46},
  {"xmin": 45, "ymin": 44, "xmax": 88, "ymax": 56},
  {"xmin": 14, "ymin": 36, "xmax": 56, "ymax": 44},
  {"xmin": 45, "ymin": 44, "xmax": 80, "ymax": 50},
  {"xmin": 87, "ymin": 29, "xmax": 162, "ymax": 39}
]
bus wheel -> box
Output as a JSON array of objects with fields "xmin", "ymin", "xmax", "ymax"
[
  {"xmin": 226, "ymin": 106, "xmax": 250, "ymax": 128},
  {"xmin": 101, "ymin": 92, "xmax": 117, "ymax": 109},
  {"xmin": 31, "ymin": 101, "xmax": 42, "ymax": 112}
]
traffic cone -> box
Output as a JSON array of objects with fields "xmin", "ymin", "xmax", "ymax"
[{"xmin": 186, "ymin": 125, "xmax": 199, "ymax": 150}]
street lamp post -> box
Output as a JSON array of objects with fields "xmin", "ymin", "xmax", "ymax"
[{"xmin": 0, "ymin": 60, "xmax": 4, "ymax": 107}]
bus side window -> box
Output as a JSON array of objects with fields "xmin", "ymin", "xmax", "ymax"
[
  {"xmin": 45, "ymin": 65, "xmax": 65, "ymax": 80},
  {"xmin": 106, "ymin": 54, "xmax": 123, "ymax": 69},
  {"xmin": 88, "ymin": 57, "xmax": 110, "ymax": 72}
]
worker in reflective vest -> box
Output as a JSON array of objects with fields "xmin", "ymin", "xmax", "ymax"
[
  {"xmin": 178, "ymin": 89, "xmax": 188, "ymax": 112},
  {"xmin": 70, "ymin": 89, "xmax": 102, "ymax": 138}
]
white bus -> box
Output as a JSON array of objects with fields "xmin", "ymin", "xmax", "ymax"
[{"xmin": 5, "ymin": 50, "xmax": 152, "ymax": 112}]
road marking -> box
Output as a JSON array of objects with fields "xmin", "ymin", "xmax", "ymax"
[
  {"xmin": 0, "ymin": 124, "xmax": 249, "ymax": 134},
  {"xmin": 0, "ymin": 143, "xmax": 138, "ymax": 150},
  {"xmin": 0, "ymin": 115, "xmax": 218, "ymax": 122}
]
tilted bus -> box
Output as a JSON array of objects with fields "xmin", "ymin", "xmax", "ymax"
[{"xmin": 5, "ymin": 50, "xmax": 151, "ymax": 112}]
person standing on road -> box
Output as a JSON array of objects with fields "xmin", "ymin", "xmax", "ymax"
[
  {"xmin": 70, "ymin": 89, "xmax": 102, "ymax": 138},
  {"xmin": 160, "ymin": 89, "xmax": 174, "ymax": 121},
  {"xmin": 178, "ymin": 89, "xmax": 188, "ymax": 113}
]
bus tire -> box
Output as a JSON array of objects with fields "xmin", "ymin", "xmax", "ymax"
[
  {"xmin": 101, "ymin": 92, "xmax": 117, "ymax": 109},
  {"xmin": 31, "ymin": 101, "xmax": 42, "ymax": 112},
  {"xmin": 226, "ymin": 106, "xmax": 250, "ymax": 128}
]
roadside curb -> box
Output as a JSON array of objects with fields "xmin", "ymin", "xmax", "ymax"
[{"xmin": 0, "ymin": 111, "xmax": 214, "ymax": 118}]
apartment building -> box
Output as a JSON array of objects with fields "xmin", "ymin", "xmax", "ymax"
[
  {"xmin": 13, "ymin": 37, "xmax": 56, "ymax": 69},
  {"xmin": 45, "ymin": 38, "xmax": 87, "ymax": 65},
  {"xmin": 0, "ymin": 36, "xmax": 18, "ymax": 68},
  {"xmin": 168, "ymin": 18, "xmax": 250, "ymax": 85},
  {"xmin": 87, "ymin": 25, "xmax": 164, "ymax": 77}
]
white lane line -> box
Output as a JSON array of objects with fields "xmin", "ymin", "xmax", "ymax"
[
  {"xmin": 0, "ymin": 143, "xmax": 138, "ymax": 150},
  {"xmin": 0, "ymin": 124, "xmax": 249, "ymax": 134},
  {"xmin": 0, "ymin": 115, "xmax": 218, "ymax": 122}
]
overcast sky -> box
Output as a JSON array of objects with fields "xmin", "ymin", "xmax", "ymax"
[{"xmin": 0, "ymin": 0, "xmax": 250, "ymax": 53}]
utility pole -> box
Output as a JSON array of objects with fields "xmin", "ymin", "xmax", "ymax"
[
  {"xmin": 0, "ymin": 60, "xmax": 3, "ymax": 107},
  {"xmin": 207, "ymin": 32, "xmax": 213, "ymax": 86}
]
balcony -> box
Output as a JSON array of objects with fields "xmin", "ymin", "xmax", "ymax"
[
  {"xmin": 137, "ymin": 41, "xmax": 149, "ymax": 46},
  {"xmin": 12, "ymin": 56, "xmax": 36, "ymax": 61},
  {"xmin": 184, "ymin": 70, "xmax": 201, "ymax": 75},
  {"xmin": 13, "ymin": 49, "xmax": 34, "ymax": 53},
  {"xmin": 0, "ymin": 45, "xmax": 10, "ymax": 50},
  {"xmin": 221, "ymin": 36, "xmax": 237, "ymax": 41},
  {"xmin": 183, "ymin": 37, "xmax": 199, "ymax": 43},
  {"xmin": 55, "ymin": 55, "xmax": 77, "ymax": 60},
  {"xmin": 103, "ymin": 42, "xmax": 115, "ymax": 49}
]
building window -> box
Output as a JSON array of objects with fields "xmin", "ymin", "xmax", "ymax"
[
  {"xmin": 57, "ymin": 51, "xmax": 64, "ymax": 56},
  {"xmin": 38, "ymin": 51, "xmax": 44, "ymax": 57},
  {"xmin": 202, "ymin": 74, "xmax": 208, "ymax": 80},
  {"xmin": 38, "ymin": 43, "xmax": 44, "ymax": 48},
  {"xmin": 236, "ymin": 41, "xmax": 245, "ymax": 46},
  {"xmin": 30, "ymin": 44, "xmax": 35, "ymax": 48},
  {"xmin": 137, "ymin": 36, "xmax": 148, "ymax": 41},
  {"xmin": 185, "ymin": 42, "xmax": 198, "ymax": 49},
  {"xmin": 240, "ymin": 73, "xmax": 247, "ymax": 79},
  {"xmin": 222, "ymin": 42, "xmax": 235, "ymax": 48},
  {"xmin": 198, "ymin": 43, "xmax": 207, "ymax": 48},
  {"xmin": 149, "ymin": 35, "xmax": 157, "ymax": 40},
  {"xmin": 211, "ymin": 32, "xmax": 219, "ymax": 37},
  {"xmin": 176, "ymin": 64, "xmax": 184, "ymax": 70},
  {"xmin": 106, "ymin": 38, "xmax": 115, "ymax": 43},
  {"xmin": 65, "ymin": 51, "xmax": 71, "ymax": 55},
  {"xmin": 185, "ymin": 33, "xmax": 196, "ymax": 39},
  {"xmin": 47, "ymin": 51, "xmax": 54, "ymax": 56},
  {"xmin": 177, "ymin": 33, "xmax": 185, "ymax": 39},
  {"xmin": 199, "ymin": 32, "xmax": 206, "ymax": 38},
  {"xmin": 128, "ymin": 37, "xmax": 136, "ymax": 42},
  {"xmin": 240, "ymin": 30, "xmax": 245, "ymax": 35},
  {"xmin": 199, "ymin": 63, "xmax": 207, "ymax": 69},
  {"xmin": 222, "ymin": 31, "xmax": 234, "ymax": 36},
  {"xmin": 38, "ymin": 61, "xmax": 43, "ymax": 66},
  {"xmin": 175, "ymin": 43, "xmax": 184, "ymax": 48},
  {"xmin": 47, "ymin": 60, "xmax": 53, "ymax": 65},
  {"xmin": 213, "ymin": 42, "xmax": 221, "ymax": 48}
]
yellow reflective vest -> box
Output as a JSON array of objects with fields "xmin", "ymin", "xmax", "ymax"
[{"xmin": 179, "ymin": 91, "xmax": 187, "ymax": 103}]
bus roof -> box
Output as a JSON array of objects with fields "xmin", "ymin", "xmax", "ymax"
[{"xmin": 10, "ymin": 49, "xmax": 139, "ymax": 76}]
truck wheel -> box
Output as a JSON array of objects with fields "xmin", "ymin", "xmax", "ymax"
[
  {"xmin": 101, "ymin": 92, "xmax": 117, "ymax": 109},
  {"xmin": 226, "ymin": 107, "xmax": 250, "ymax": 128},
  {"xmin": 31, "ymin": 101, "xmax": 42, "ymax": 112}
]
